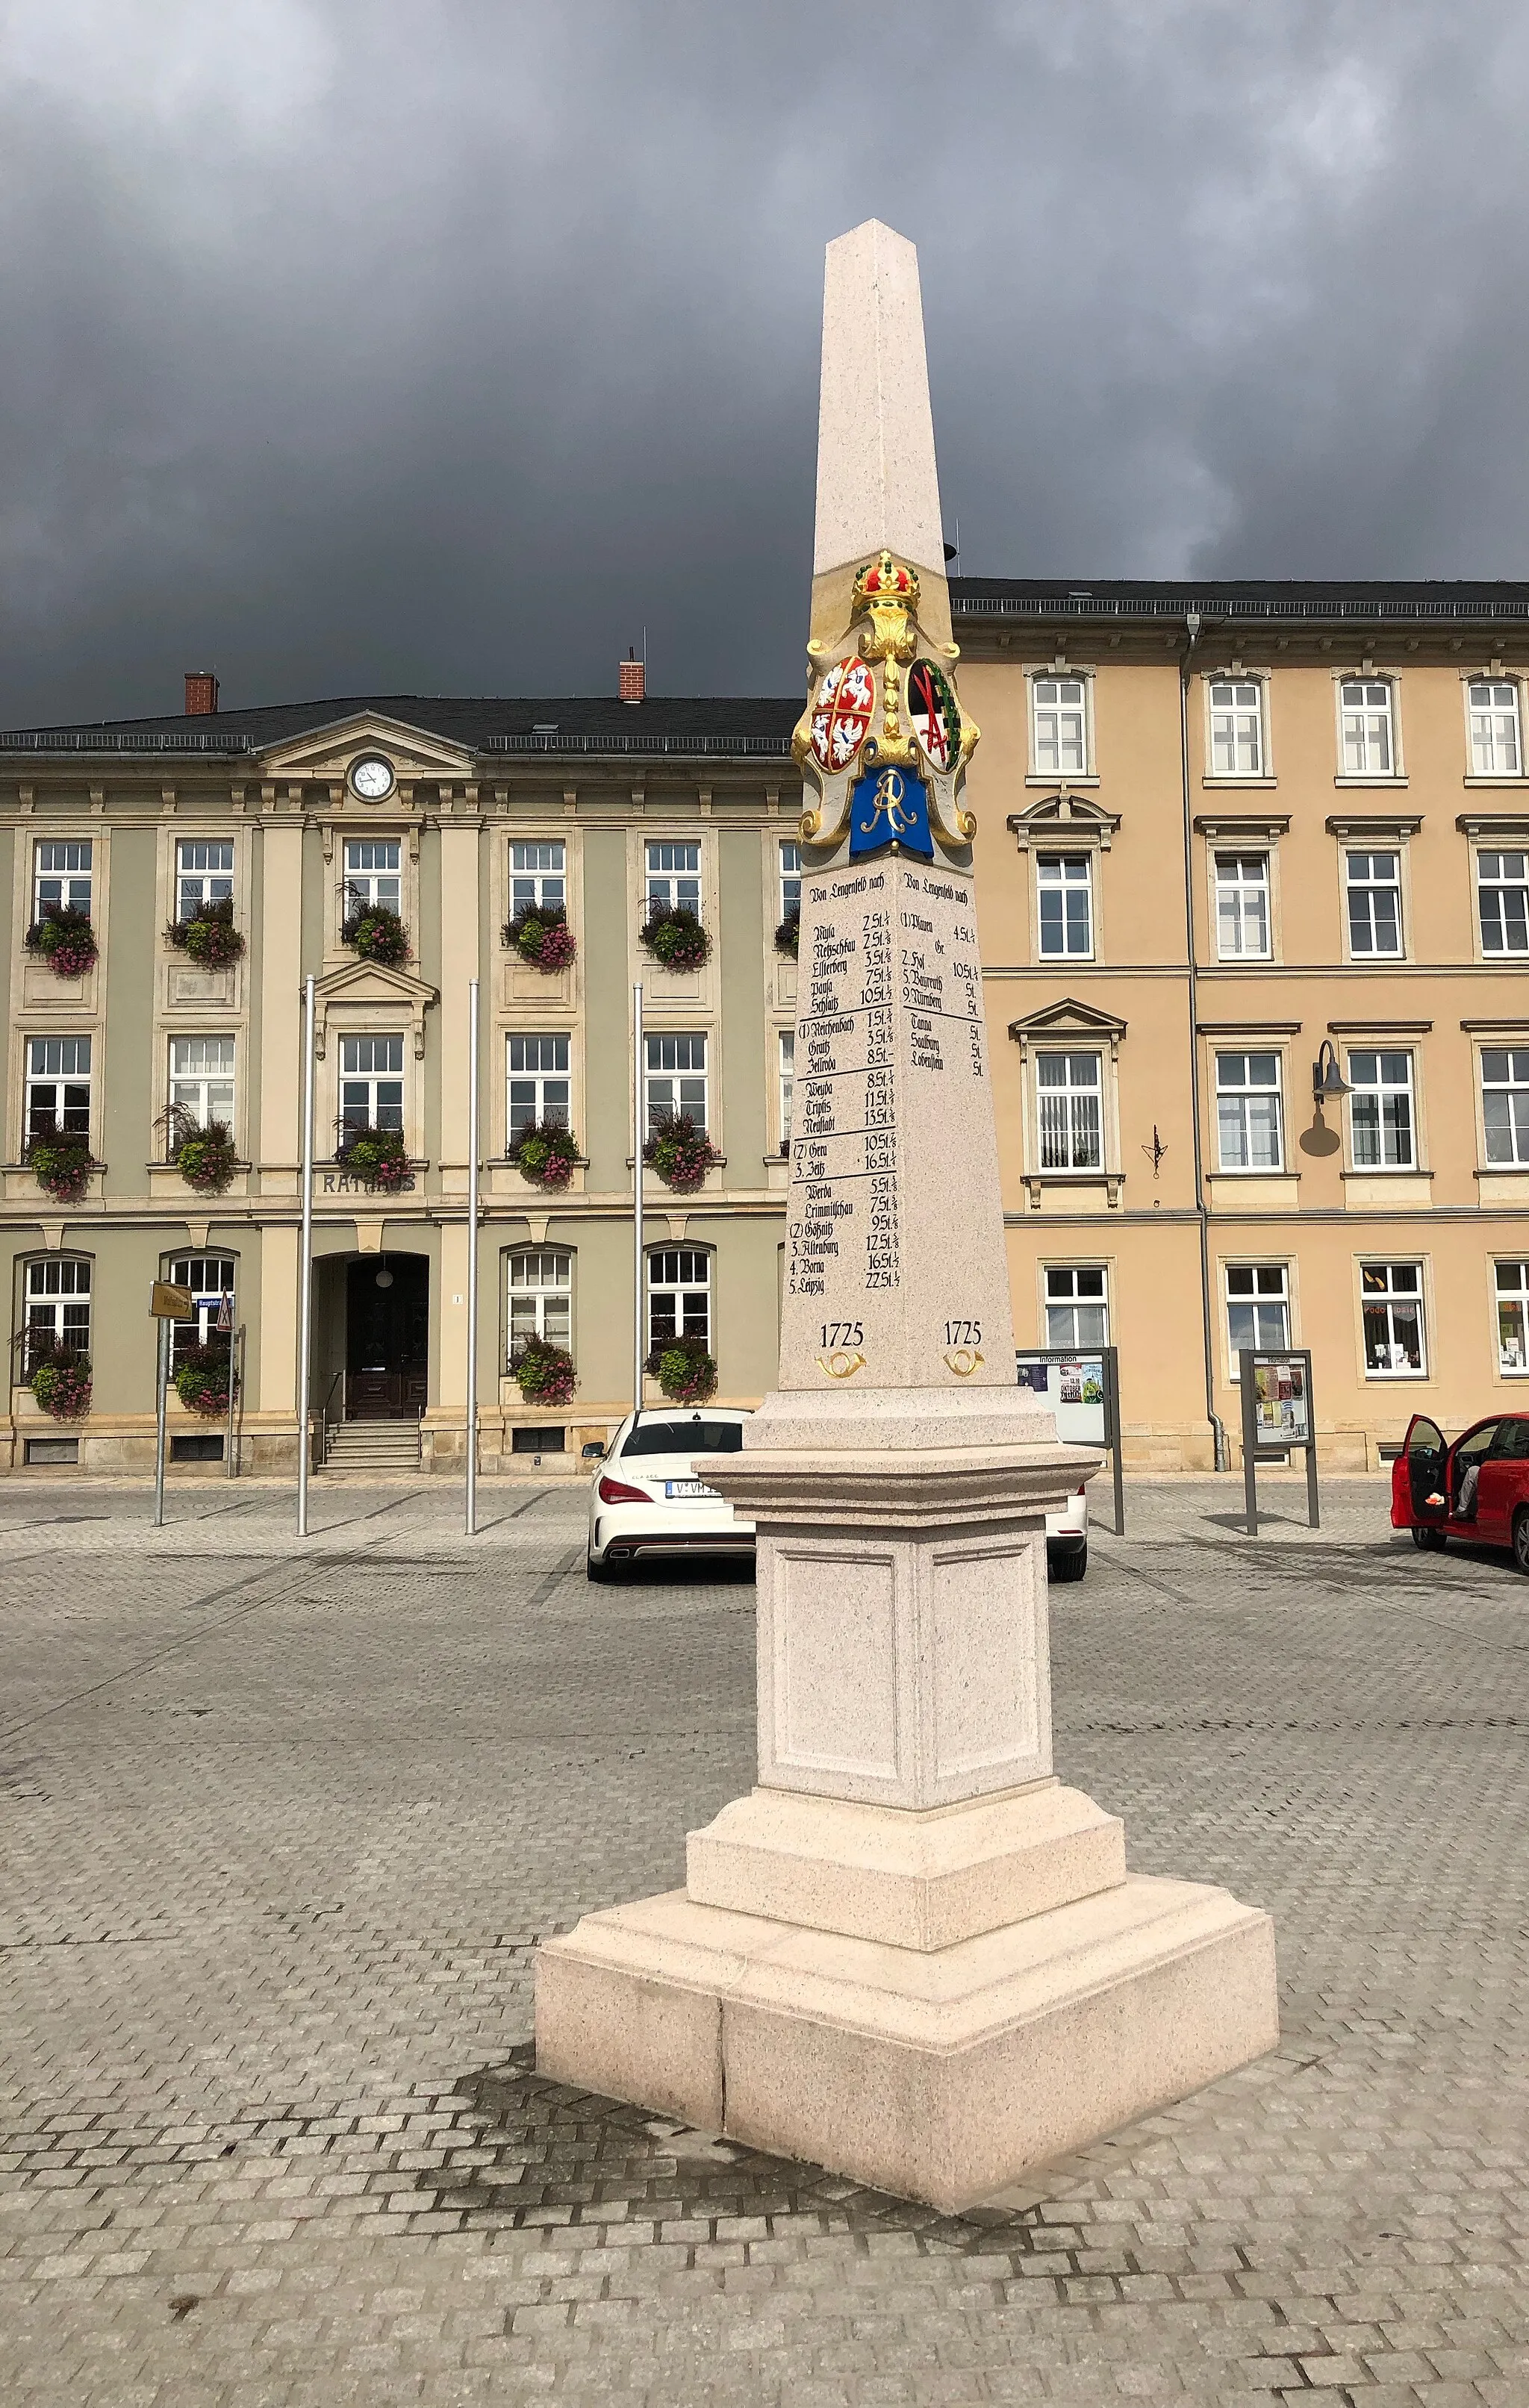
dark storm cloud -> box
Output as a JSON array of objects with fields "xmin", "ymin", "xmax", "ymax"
[{"xmin": 2, "ymin": 0, "xmax": 1527, "ymax": 726}]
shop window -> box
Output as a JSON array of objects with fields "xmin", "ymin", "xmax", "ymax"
[
  {"xmin": 1495, "ymin": 1261, "xmax": 1529, "ymax": 1374},
  {"xmin": 1044, "ymin": 1264, "xmax": 1108, "ymax": 1348},
  {"xmin": 1225, "ymin": 1264, "xmax": 1289, "ymax": 1361},
  {"xmin": 1361, "ymin": 1262, "xmax": 1426, "ymax": 1377}
]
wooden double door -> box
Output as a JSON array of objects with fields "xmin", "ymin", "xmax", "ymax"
[{"xmin": 346, "ymin": 1255, "xmax": 429, "ymax": 1418}]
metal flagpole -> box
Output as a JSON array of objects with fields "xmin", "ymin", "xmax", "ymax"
[
  {"xmin": 465, "ymin": 977, "xmax": 481, "ymax": 1537},
  {"xmin": 219, "ymin": 1288, "xmax": 237, "ymax": 1479},
  {"xmin": 152, "ymin": 1314, "xmax": 169, "ymax": 1526},
  {"xmin": 296, "ymin": 973, "xmax": 317, "ymax": 1538},
  {"xmin": 632, "ymin": 982, "xmax": 644, "ymax": 1423}
]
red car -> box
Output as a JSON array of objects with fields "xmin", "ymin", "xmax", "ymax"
[{"xmin": 1392, "ymin": 1411, "xmax": 1529, "ymax": 1570}]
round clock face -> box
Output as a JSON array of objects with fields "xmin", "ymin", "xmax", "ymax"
[{"xmin": 350, "ymin": 755, "xmax": 395, "ymax": 799}]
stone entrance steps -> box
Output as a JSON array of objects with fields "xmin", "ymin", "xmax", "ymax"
[{"xmin": 323, "ymin": 1418, "xmax": 423, "ymax": 1473}]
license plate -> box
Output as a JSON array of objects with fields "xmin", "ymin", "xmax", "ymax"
[{"xmin": 665, "ymin": 1479, "xmax": 718, "ymax": 1500}]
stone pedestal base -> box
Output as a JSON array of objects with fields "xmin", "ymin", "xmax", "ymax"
[{"xmin": 535, "ymin": 1864, "xmax": 1277, "ymax": 2212}]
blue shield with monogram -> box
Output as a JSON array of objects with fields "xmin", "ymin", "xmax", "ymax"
[{"xmin": 848, "ymin": 764, "xmax": 933, "ymax": 861}]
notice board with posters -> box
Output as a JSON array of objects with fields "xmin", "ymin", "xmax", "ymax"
[
  {"xmin": 1239, "ymin": 1347, "xmax": 1318, "ymax": 1534},
  {"xmin": 1015, "ymin": 1346, "xmax": 1123, "ymax": 1533}
]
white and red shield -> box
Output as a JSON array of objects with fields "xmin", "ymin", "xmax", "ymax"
[
  {"xmin": 810, "ymin": 656, "xmax": 874, "ymax": 772},
  {"xmin": 909, "ymin": 659, "xmax": 959, "ymax": 770}
]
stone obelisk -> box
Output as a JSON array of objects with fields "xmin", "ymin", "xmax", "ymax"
[{"xmin": 535, "ymin": 220, "xmax": 1277, "ymax": 2211}]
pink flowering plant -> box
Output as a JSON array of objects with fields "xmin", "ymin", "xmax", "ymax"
[
  {"xmin": 167, "ymin": 896, "xmax": 244, "ymax": 967},
  {"xmin": 25, "ymin": 905, "xmax": 97, "ymax": 979},
  {"xmin": 774, "ymin": 908, "xmax": 800, "ymax": 959},
  {"xmin": 643, "ymin": 1111, "xmax": 718, "ymax": 1194},
  {"xmin": 29, "ymin": 1344, "xmax": 92, "ymax": 1420},
  {"xmin": 175, "ymin": 1344, "xmax": 234, "ymax": 1418},
  {"xmin": 336, "ymin": 1125, "xmax": 411, "ymax": 1191},
  {"xmin": 509, "ymin": 1120, "xmax": 579, "ymax": 1190},
  {"xmin": 644, "ymin": 1335, "xmax": 717, "ymax": 1406},
  {"xmin": 511, "ymin": 1335, "xmax": 576, "ymax": 1408},
  {"xmin": 22, "ymin": 1125, "xmax": 95, "ymax": 1203},
  {"xmin": 640, "ymin": 903, "xmax": 710, "ymax": 971},
  {"xmin": 341, "ymin": 905, "xmax": 412, "ymax": 969},
  {"xmin": 503, "ymin": 902, "xmax": 576, "ymax": 973}
]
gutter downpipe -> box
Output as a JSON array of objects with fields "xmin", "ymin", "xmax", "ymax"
[{"xmin": 1180, "ymin": 614, "xmax": 1230, "ymax": 1472}]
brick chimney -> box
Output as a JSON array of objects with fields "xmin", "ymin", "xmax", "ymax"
[
  {"xmin": 618, "ymin": 647, "xmax": 644, "ymax": 705},
  {"xmin": 184, "ymin": 671, "xmax": 219, "ymax": 717}
]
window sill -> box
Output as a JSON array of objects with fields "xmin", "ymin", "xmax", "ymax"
[
  {"xmin": 1024, "ymin": 773, "xmax": 1099, "ymax": 788},
  {"xmin": 1463, "ymin": 776, "xmax": 1529, "ymax": 787},
  {"xmin": 1333, "ymin": 776, "xmax": 1409, "ymax": 788},
  {"xmin": 1342, "ymin": 1165, "xmax": 1430, "ymax": 1179},
  {"xmin": 1021, "ymin": 1169, "xmax": 1124, "ymax": 1209},
  {"xmin": 1476, "ymin": 1165, "xmax": 1529, "ymax": 1179},
  {"xmin": 1201, "ymin": 776, "xmax": 1278, "ymax": 790},
  {"xmin": 1362, "ymin": 1373, "xmax": 1429, "ymax": 1383}
]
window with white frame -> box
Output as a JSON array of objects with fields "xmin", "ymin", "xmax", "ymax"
[
  {"xmin": 778, "ymin": 1030, "xmax": 794, "ymax": 1148},
  {"xmin": 1347, "ymin": 1049, "xmax": 1416, "ymax": 1170},
  {"xmin": 507, "ymin": 1034, "xmax": 570, "ymax": 1140},
  {"xmin": 647, "ymin": 1248, "xmax": 711, "ymax": 1350},
  {"xmin": 509, "ymin": 840, "xmax": 565, "ymax": 914},
  {"xmin": 1030, "ymin": 677, "xmax": 1089, "ymax": 777},
  {"xmin": 33, "ymin": 840, "xmax": 92, "ymax": 919},
  {"xmin": 1037, "ymin": 854, "xmax": 1093, "ymax": 958},
  {"xmin": 24, "ymin": 1257, "xmax": 90, "ymax": 1371},
  {"xmin": 176, "ymin": 840, "xmax": 234, "ymax": 920},
  {"xmin": 339, "ymin": 1035, "xmax": 404, "ymax": 1134},
  {"xmin": 1481, "ymin": 1047, "xmax": 1529, "ymax": 1166},
  {"xmin": 1361, "ymin": 1261, "xmax": 1426, "ymax": 1376},
  {"xmin": 1208, "ymin": 680, "xmax": 1265, "ymax": 777},
  {"xmin": 1495, "ymin": 1260, "xmax": 1529, "ymax": 1373},
  {"xmin": 169, "ymin": 1035, "xmax": 235, "ymax": 1130},
  {"xmin": 779, "ymin": 840, "xmax": 801, "ymax": 926},
  {"xmin": 1216, "ymin": 1051, "xmax": 1283, "ymax": 1172},
  {"xmin": 1044, "ymin": 1264, "xmax": 1109, "ymax": 1348},
  {"xmin": 343, "ymin": 840, "xmax": 401, "ymax": 914},
  {"xmin": 1214, "ymin": 852, "xmax": 1271, "ymax": 960},
  {"xmin": 1036, "ymin": 1052, "xmax": 1103, "ymax": 1171},
  {"xmin": 1345, "ymin": 851, "xmax": 1403, "ymax": 955},
  {"xmin": 168, "ymin": 1254, "xmax": 236, "ymax": 1364},
  {"xmin": 1225, "ymin": 1263, "xmax": 1289, "ymax": 1359},
  {"xmin": 1477, "ymin": 851, "xmax": 1529, "ymax": 955},
  {"xmin": 646, "ymin": 840, "xmax": 701, "ymax": 917},
  {"xmin": 508, "ymin": 1249, "xmax": 572, "ymax": 1353},
  {"xmin": 645, "ymin": 1032, "xmax": 707, "ymax": 1133},
  {"xmin": 1339, "ymin": 679, "xmax": 1395, "ymax": 776},
  {"xmin": 26, "ymin": 1035, "xmax": 90, "ymax": 1138},
  {"xmin": 1469, "ymin": 680, "xmax": 1522, "ymax": 776}
]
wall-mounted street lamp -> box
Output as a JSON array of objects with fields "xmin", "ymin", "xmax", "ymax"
[{"xmin": 1312, "ymin": 1040, "xmax": 1348, "ymax": 1105}]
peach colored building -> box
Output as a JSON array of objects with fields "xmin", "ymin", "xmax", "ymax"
[{"xmin": 957, "ymin": 578, "xmax": 1529, "ymax": 1469}]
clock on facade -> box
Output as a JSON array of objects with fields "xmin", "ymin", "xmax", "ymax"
[{"xmin": 349, "ymin": 755, "xmax": 395, "ymax": 800}]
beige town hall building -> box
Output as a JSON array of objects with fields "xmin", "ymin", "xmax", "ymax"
[{"xmin": 4, "ymin": 576, "xmax": 1528, "ymax": 1474}]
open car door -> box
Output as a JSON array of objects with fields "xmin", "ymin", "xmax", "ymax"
[{"xmin": 1395, "ymin": 1412, "xmax": 1448, "ymax": 1526}]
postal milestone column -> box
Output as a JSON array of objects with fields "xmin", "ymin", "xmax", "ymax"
[{"xmin": 535, "ymin": 219, "xmax": 1279, "ymax": 2213}]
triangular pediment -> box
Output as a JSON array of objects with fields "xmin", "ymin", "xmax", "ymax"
[
  {"xmin": 257, "ymin": 711, "xmax": 475, "ymax": 783},
  {"xmin": 1008, "ymin": 995, "xmax": 1127, "ymax": 1041},
  {"xmin": 1006, "ymin": 793, "xmax": 1121, "ymax": 847},
  {"xmin": 314, "ymin": 955, "xmax": 438, "ymax": 1011}
]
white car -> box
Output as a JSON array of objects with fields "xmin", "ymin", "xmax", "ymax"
[
  {"xmin": 1046, "ymin": 1482, "xmax": 1089, "ymax": 1581},
  {"xmin": 587, "ymin": 1408, "xmax": 755, "ymax": 1579}
]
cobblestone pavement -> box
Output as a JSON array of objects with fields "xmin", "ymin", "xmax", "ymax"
[{"xmin": 1, "ymin": 1473, "xmax": 1525, "ymax": 2405}]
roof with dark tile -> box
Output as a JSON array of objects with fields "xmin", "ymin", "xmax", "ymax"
[{"xmin": 0, "ymin": 693, "xmax": 804, "ymax": 756}]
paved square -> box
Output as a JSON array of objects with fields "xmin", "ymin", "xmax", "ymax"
[{"xmin": 1, "ymin": 1475, "xmax": 1526, "ymax": 2404}]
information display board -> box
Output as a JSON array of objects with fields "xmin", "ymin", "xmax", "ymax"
[
  {"xmin": 1239, "ymin": 1347, "xmax": 1318, "ymax": 1535},
  {"xmin": 1015, "ymin": 1346, "xmax": 1123, "ymax": 1534}
]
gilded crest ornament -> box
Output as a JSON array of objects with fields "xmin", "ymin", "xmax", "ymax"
[{"xmin": 792, "ymin": 549, "xmax": 979, "ymax": 855}]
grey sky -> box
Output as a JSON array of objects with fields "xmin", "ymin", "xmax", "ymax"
[{"xmin": 3, "ymin": 0, "xmax": 1527, "ymax": 726}]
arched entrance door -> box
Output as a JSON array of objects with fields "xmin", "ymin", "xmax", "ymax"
[{"xmin": 346, "ymin": 1254, "xmax": 429, "ymax": 1418}]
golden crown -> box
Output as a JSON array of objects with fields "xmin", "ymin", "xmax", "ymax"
[{"xmin": 852, "ymin": 551, "xmax": 920, "ymax": 614}]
